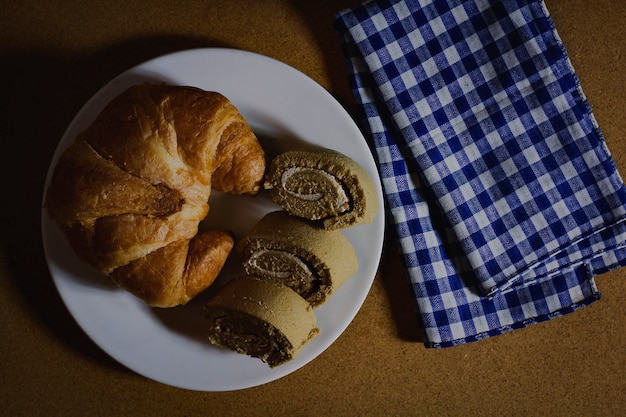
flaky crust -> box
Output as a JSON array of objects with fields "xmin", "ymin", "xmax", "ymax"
[{"xmin": 46, "ymin": 83, "xmax": 266, "ymax": 307}]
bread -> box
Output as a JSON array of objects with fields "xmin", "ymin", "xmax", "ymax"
[
  {"xmin": 45, "ymin": 83, "xmax": 266, "ymax": 307},
  {"xmin": 237, "ymin": 211, "xmax": 358, "ymax": 307},
  {"xmin": 204, "ymin": 275, "xmax": 320, "ymax": 367},
  {"xmin": 264, "ymin": 149, "xmax": 378, "ymax": 229}
]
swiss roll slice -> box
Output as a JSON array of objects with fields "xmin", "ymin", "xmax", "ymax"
[
  {"xmin": 204, "ymin": 275, "xmax": 319, "ymax": 368},
  {"xmin": 237, "ymin": 211, "xmax": 358, "ymax": 307},
  {"xmin": 264, "ymin": 149, "xmax": 378, "ymax": 229}
]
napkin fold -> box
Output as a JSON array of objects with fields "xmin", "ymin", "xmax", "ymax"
[{"xmin": 335, "ymin": 0, "xmax": 626, "ymax": 347}]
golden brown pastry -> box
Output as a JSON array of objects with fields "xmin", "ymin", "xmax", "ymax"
[
  {"xmin": 45, "ymin": 83, "xmax": 266, "ymax": 307},
  {"xmin": 204, "ymin": 275, "xmax": 320, "ymax": 367}
]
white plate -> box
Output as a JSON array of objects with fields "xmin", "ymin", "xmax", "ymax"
[{"xmin": 41, "ymin": 48, "xmax": 385, "ymax": 391}]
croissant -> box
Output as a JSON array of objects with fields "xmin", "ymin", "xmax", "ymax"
[{"xmin": 45, "ymin": 83, "xmax": 266, "ymax": 307}]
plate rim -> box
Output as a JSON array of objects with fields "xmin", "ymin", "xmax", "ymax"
[{"xmin": 41, "ymin": 47, "xmax": 385, "ymax": 391}]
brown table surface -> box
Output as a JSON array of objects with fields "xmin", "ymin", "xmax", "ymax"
[{"xmin": 1, "ymin": 0, "xmax": 625, "ymax": 415}]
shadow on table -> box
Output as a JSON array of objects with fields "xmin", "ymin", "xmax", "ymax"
[
  {"xmin": 0, "ymin": 35, "xmax": 234, "ymax": 373},
  {"xmin": 379, "ymin": 237, "xmax": 425, "ymax": 343}
]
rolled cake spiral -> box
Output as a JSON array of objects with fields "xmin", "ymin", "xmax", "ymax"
[
  {"xmin": 204, "ymin": 276, "xmax": 320, "ymax": 367},
  {"xmin": 264, "ymin": 149, "xmax": 378, "ymax": 229},
  {"xmin": 237, "ymin": 211, "xmax": 358, "ymax": 307}
]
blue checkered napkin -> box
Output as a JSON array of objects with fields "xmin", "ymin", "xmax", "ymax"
[{"xmin": 335, "ymin": 0, "xmax": 626, "ymax": 347}]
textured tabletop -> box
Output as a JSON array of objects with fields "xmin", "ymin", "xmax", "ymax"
[{"xmin": 1, "ymin": 1, "xmax": 624, "ymax": 415}]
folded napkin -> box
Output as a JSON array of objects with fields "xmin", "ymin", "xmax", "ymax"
[{"xmin": 335, "ymin": 0, "xmax": 626, "ymax": 347}]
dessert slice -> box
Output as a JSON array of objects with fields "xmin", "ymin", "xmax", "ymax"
[
  {"xmin": 204, "ymin": 276, "xmax": 319, "ymax": 367},
  {"xmin": 237, "ymin": 211, "xmax": 358, "ymax": 307},
  {"xmin": 264, "ymin": 149, "xmax": 378, "ymax": 229}
]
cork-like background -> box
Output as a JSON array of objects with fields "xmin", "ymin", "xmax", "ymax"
[{"xmin": 1, "ymin": 1, "xmax": 624, "ymax": 415}]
